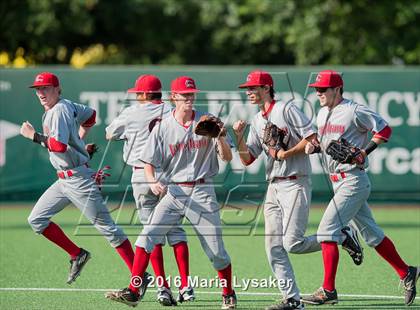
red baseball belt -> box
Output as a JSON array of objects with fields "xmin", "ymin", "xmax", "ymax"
[
  {"xmin": 330, "ymin": 168, "xmax": 364, "ymax": 183},
  {"xmin": 176, "ymin": 179, "xmax": 205, "ymax": 187},
  {"xmin": 272, "ymin": 175, "xmax": 298, "ymax": 182}
]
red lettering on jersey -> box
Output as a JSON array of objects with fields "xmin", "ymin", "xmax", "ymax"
[
  {"xmin": 169, "ymin": 138, "xmax": 209, "ymax": 156},
  {"xmin": 319, "ymin": 122, "xmax": 345, "ymax": 136}
]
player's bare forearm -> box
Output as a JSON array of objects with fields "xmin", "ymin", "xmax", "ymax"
[
  {"xmin": 372, "ymin": 137, "xmax": 385, "ymax": 145},
  {"xmin": 144, "ymin": 163, "xmax": 157, "ymax": 183},
  {"xmin": 281, "ymin": 138, "xmax": 307, "ymax": 159},
  {"xmin": 360, "ymin": 126, "xmax": 391, "ymax": 158},
  {"xmin": 359, "ymin": 136, "xmax": 386, "ymax": 159},
  {"xmin": 280, "ymin": 133, "xmax": 317, "ymax": 159},
  {"xmin": 232, "ymin": 120, "xmax": 253, "ymax": 164},
  {"xmin": 79, "ymin": 126, "xmax": 91, "ymax": 140},
  {"xmin": 233, "ymin": 134, "xmax": 252, "ymax": 164},
  {"xmin": 216, "ymin": 137, "xmax": 233, "ymax": 162}
]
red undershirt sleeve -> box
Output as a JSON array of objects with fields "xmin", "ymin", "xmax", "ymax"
[
  {"xmin": 47, "ymin": 137, "xmax": 67, "ymax": 152},
  {"xmin": 373, "ymin": 125, "xmax": 392, "ymax": 142},
  {"xmin": 81, "ymin": 110, "xmax": 96, "ymax": 127}
]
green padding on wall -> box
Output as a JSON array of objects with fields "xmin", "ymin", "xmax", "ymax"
[{"xmin": 0, "ymin": 67, "xmax": 419, "ymax": 201}]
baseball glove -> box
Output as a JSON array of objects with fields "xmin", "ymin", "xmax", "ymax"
[
  {"xmin": 194, "ymin": 115, "xmax": 226, "ymax": 138},
  {"xmin": 262, "ymin": 121, "xmax": 287, "ymax": 151},
  {"xmin": 85, "ymin": 143, "xmax": 99, "ymax": 159},
  {"xmin": 326, "ymin": 138, "xmax": 364, "ymax": 164}
]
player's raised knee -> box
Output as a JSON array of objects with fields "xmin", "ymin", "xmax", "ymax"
[{"xmin": 27, "ymin": 215, "xmax": 48, "ymax": 234}]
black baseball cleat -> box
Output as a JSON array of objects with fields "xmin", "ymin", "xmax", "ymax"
[
  {"xmin": 302, "ymin": 287, "xmax": 338, "ymax": 305},
  {"xmin": 67, "ymin": 248, "xmax": 91, "ymax": 284},
  {"xmin": 266, "ymin": 297, "xmax": 304, "ymax": 310},
  {"xmin": 157, "ymin": 286, "xmax": 177, "ymax": 306},
  {"xmin": 105, "ymin": 287, "xmax": 139, "ymax": 307},
  {"xmin": 341, "ymin": 225, "xmax": 364, "ymax": 265},
  {"xmin": 221, "ymin": 290, "xmax": 237, "ymax": 309},
  {"xmin": 178, "ymin": 286, "xmax": 195, "ymax": 303},
  {"xmin": 403, "ymin": 266, "xmax": 420, "ymax": 306},
  {"xmin": 138, "ymin": 272, "xmax": 152, "ymax": 300}
]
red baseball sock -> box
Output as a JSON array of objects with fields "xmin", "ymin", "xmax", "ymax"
[
  {"xmin": 150, "ymin": 245, "xmax": 169, "ymax": 288},
  {"xmin": 115, "ymin": 239, "xmax": 135, "ymax": 271},
  {"xmin": 375, "ymin": 236, "xmax": 409, "ymax": 279},
  {"xmin": 129, "ymin": 246, "xmax": 151, "ymax": 294},
  {"xmin": 217, "ymin": 264, "xmax": 233, "ymax": 295},
  {"xmin": 173, "ymin": 242, "xmax": 189, "ymax": 289},
  {"xmin": 42, "ymin": 222, "xmax": 80, "ymax": 259},
  {"xmin": 321, "ymin": 242, "xmax": 339, "ymax": 292}
]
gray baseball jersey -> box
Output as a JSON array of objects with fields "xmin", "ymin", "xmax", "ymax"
[
  {"xmin": 105, "ymin": 102, "xmax": 173, "ymax": 167},
  {"xmin": 245, "ymin": 101, "xmax": 320, "ymax": 301},
  {"xmin": 141, "ymin": 110, "xmax": 221, "ymax": 182},
  {"xmin": 316, "ymin": 99, "xmax": 386, "ymax": 246},
  {"xmin": 28, "ymin": 98, "xmax": 127, "ymax": 248},
  {"xmin": 106, "ymin": 101, "xmax": 187, "ymax": 246},
  {"xmin": 136, "ymin": 109, "xmax": 232, "ymax": 271},
  {"xmin": 247, "ymin": 101, "xmax": 315, "ymax": 180},
  {"xmin": 317, "ymin": 99, "xmax": 388, "ymax": 174},
  {"xmin": 42, "ymin": 99, "xmax": 92, "ymax": 170}
]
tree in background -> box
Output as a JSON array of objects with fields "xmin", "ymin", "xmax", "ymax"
[{"xmin": 1, "ymin": 0, "xmax": 419, "ymax": 67}]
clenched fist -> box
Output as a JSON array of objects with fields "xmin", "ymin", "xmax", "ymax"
[
  {"xmin": 305, "ymin": 140, "xmax": 321, "ymax": 155},
  {"xmin": 233, "ymin": 120, "xmax": 247, "ymax": 137},
  {"xmin": 20, "ymin": 121, "xmax": 36, "ymax": 140},
  {"xmin": 305, "ymin": 142, "xmax": 315, "ymax": 154}
]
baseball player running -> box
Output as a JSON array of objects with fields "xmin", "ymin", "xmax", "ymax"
[
  {"xmin": 105, "ymin": 74, "xmax": 193, "ymax": 305},
  {"xmin": 233, "ymin": 70, "xmax": 363, "ymax": 310},
  {"xmin": 106, "ymin": 76, "xmax": 237, "ymax": 309},
  {"xmin": 303, "ymin": 70, "xmax": 419, "ymax": 306},
  {"xmin": 20, "ymin": 72, "xmax": 138, "ymax": 285}
]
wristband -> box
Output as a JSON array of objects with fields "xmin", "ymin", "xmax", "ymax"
[
  {"xmin": 33, "ymin": 132, "xmax": 48, "ymax": 147},
  {"xmin": 364, "ymin": 141, "xmax": 378, "ymax": 155},
  {"xmin": 313, "ymin": 145, "xmax": 321, "ymax": 154}
]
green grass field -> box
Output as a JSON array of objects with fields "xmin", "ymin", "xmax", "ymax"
[{"xmin": 0, "ymin": 204, "xmax": 419, "ymax": 310}]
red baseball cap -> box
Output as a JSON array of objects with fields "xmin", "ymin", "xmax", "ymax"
[
  {"xmin": 29, "ymin": 72, "xmax": 60, "ymax": 88},
  {"xmin": 171, "ymin": 76, "xmax": 199, "ymax": 93},
  {"xmin": 238, "ymin": 70, "xmax": 274, "ymax": 88},
  {"xmin": 308, "ymin": 70, "xmax": 343, "ymax": 88},
  {"xmin": 127, "ymin": 74, "xmax": 162, "ymax": 93}
]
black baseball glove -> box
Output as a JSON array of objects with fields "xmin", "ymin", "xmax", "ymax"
[{"xmin": 326, "ymin": 138, "xmax": 365, "ymax": 164}]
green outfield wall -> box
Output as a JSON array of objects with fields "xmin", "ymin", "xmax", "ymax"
[{"xmin": 0, "ymin": 67, "xmax": 419, "ymax": 202}]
